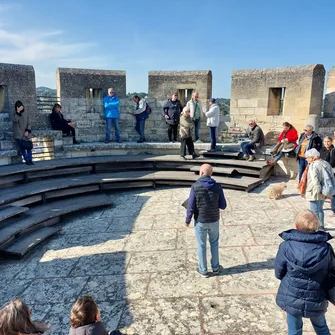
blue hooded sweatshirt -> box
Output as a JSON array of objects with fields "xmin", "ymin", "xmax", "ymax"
[
  {"xmin": 104, "ymin": 95, "xmax": 120, "ymax": 119},
  {"xmin": 186, "ymin": 176, "xmax": 226, "ymax": 224},
  {"xmin": 275, "ymin": 229, "xmax": 334, "ymax": 318}
]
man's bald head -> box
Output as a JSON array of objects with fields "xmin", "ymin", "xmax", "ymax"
[{"xmin": 200, "ymin": 164, "xmax": 213, "ymax": 177}]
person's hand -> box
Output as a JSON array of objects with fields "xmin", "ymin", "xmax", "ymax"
[
  {"xmin": 164, "ymin": 115, "xmax": 169, "ymax": 119},
  {"xmin": 24, "ymin": 131, "xmax": 29, "ymax": 137},
  {"xmin": 68, "ymin": 122, "xmax": 72, "ymax": 126},
  {"xmin": 17, "ymin": 106, "xmax": 23, "ymax": 113}
]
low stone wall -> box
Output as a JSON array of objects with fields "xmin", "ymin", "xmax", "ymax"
[{"xmin": 274, "ymin": 157, "xmax": 299, "ymax": 179}]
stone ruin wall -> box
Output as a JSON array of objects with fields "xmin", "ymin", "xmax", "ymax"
[{"xmin": 229, "ymin": 64, "xmax": 326, "ymax": 144}]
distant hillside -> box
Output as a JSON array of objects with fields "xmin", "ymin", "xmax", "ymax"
[
  {"xmin": 36, "ymin": 87, "xmax": 57, "ymax": 97},
  {"xmin": 216, "ymin": 98, "xmax": 230, "ymax": 115}
]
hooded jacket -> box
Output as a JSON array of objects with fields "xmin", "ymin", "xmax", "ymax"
[
  {"xmin": 103, "ymin": 95, "xmax": 120, "ymax": 119},
  {"xmin": 186, "ymin": 176, "xmax": 227, "ymax": 224},
  {"xmin": 163, "ymin": 99, "xmax": 182, "ymax": 125},
  {"xmin": 320, "ymin": 145, "xmax": 335, "ymax": 168},
  {"xmin": 275, "ymin": 229, "xmax": 334, "ymax": 318},
  {"xmin": 69, "ymin": 322, "xmax": 122, "ymax": 335},
  {"xmin": 204, "ymin": 103, "xmax": 220, "ymax": 127}
]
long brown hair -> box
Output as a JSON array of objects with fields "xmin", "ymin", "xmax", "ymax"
[
  {"xmin": 70, "ymin": 296, "xmax": 98, "ymax": 328},
  {"xmin": 0, "ymin": 299, "xmax": 46, "ymax": 335}
]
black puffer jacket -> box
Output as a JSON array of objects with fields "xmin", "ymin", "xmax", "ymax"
[
  {"xmin": 320, "ymin": 145, "xmax": 335, "ymax": 168},
  {"xmin": 163, "ymin": 99, "xmax": 182, "ymax": 125}
]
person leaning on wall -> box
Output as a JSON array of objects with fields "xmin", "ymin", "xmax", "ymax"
[
  {"xmin": 163, "ymin": 92, "xmax": 182, "ymax": 143},
  {"xmin": 132, "ymin": 95, "xmax": 148, "ymax": 143},
  {"xmin": 12, "ymin": 100, "xmax": 34, "ymax": 165}
]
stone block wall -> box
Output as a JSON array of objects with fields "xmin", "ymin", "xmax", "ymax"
[
  {"xmin": 324, "ymin": 67, "xmax": 335, "ymax": 117},
  {"xmin": 0, "ymin": 63, "xmax": 37, "ymax": 139},
  {"xmin": 230, "ymin": 65, "xmax": 326, "ymax": 144}
]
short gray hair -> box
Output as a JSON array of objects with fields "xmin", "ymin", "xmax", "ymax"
[
  {"xmin": 304, "ymin": 124, "xmax": 314, "ymax": 131},
  {"xmin": 305, "ymin": 148, "xmax": 320, "ymax": 158}
]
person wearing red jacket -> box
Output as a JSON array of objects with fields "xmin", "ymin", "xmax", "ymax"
[{"xmin": 267, "ymin": 122, "xmax": 298, "ymax": 165}]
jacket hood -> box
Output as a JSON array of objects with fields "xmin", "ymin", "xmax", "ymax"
[
  {"xmin": 69, "ymin": 322, "xmax": 107, "ymax": 335},
  {"xmin": 197, "ymin": 176, "xmax": 216, "ymax": 189},
  {"xmin": 279, "ymin": 229, "xmax": 332, "ymax": 274}
]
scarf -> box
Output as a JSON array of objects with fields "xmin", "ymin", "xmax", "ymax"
[{"xmin": 298, "ymin": 163, "xmax": 310, "ymax": 197}]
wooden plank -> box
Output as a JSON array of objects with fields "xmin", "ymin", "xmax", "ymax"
[
  {"xmin": 0, "ymin": 194, "xmax": 112, "ymax": 247},
  {"xmin": 189, "ymin": 166, "xmax": 237, "ymax": 175},
  {"xmin": 202, "ymin": 151, "xmax": 241, "ymax": 158},
  {"xmin": 0, "ymin": 206, "xmax": 29, "ymax": 223},
  {"xmin": 44, "ymin": 185, "xmax": 100, "ymax": 199},
  {"xmin": 27, "ymin": 166, "xmax": 92, "ymax": 180},
  {"xmin": 95, "ymin": 162, "xmax": 152, "ymax": 173},
  {"xmin": 1, "ymin": 227, "xmax": 60, "ymax": 258}
]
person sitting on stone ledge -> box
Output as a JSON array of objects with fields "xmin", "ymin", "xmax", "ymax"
[
  {"xmin": 240, "ymin": 120, "xmax": 265, "ymax": 161},
  {"xmin": 69, "ymin": 296, "xmax": 124, "ymax": 335},
  {"xmin": 163, "ymin": 92, "xmax": 182, "ymax": 143},
  {"xmin": 0, "ymin": 298, "xmax": 48, "ymax": 335},
  {"xmin": 132, "ymin": 95, "xmax": 148, "ymax": 143},
  {"xmin": 275, "ymin": 209, "xmax": 333, "ymax": 335},
  {"xmin": 296, "ymin": 124, "xmax": 322, "ymax": 182},
  {"xmin": 179, "ymin": 106, "xmax": 199, "ymax": 160},
  {"xmin": 266, "ymin": 122, "xmax": 298, "ymax": 166},
  {"xmin": 51, "ymin": 103, "xmax": 78, "ymax": 144},
  {"xmin": 13, "ymin": 100, "xmax": 34, "ymax": 165}
]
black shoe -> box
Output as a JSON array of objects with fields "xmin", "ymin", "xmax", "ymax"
[
  {"xmin": 192, "ymin": 153, "xmax": 200, "ymax": 159},
  {"xmin": 137, "ymin": 139, "xmax": 144, "ymax": 143},
  {"xmin": 25, "ymin": 161, "xmax": 31, "ymax": 165},
  {"xmin": 180, "ymin": 155, "xmax": 186, "ymax": 160},
  {"xmin": 29, "ymin": 160, "xmax": 34, "ymax": 165},
  {"xmin": 115, "ymin": 139, "xmax": 122, "ymax": 143}
]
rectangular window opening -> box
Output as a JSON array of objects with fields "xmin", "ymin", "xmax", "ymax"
[
  {"xmin": 267, "ymin": 87, "xmax": 285, "ymax": 116},
  {"xmin": 177, "ymin": 88, "xmax": 194, "ymax": 106},
  {"xmin": 0, "ymin": 85, "xmax": 9, "ymax": 113},
  {"xmin": 86, "ymin": 88, "xmax": 102, "ymax": 111}
]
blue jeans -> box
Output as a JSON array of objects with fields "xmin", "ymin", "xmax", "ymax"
[
  {"xmin": 331, "ymin": 195, "xmax": 335, "ymax": 213},
  {"xmin": 286, "ymin": 312, "xmax": 330, "ymax": 335},
  {"xmin": 310, "ymin": 200, "xmax": 325, "ymax": 227},
  {"xmin": 16, "ymin": 139, "xmax": 32, "ymax": 162},
  {"xmin": 135, "ymin": 119, "xmax": 145, "ymax": 140},
  {"xmin": 106, "ymin": 118, "xmax": 120, "ymax": 141},
  {"xmin": 241, "ymin": 141, "xmax": 255, "ymax": 156},
  {"xmin": 209, "ymin": 127, "xmax": 216, "ymax": 150},
  {"xmin": 298, "ymin": 156, "xmax": 308, "ymax": 182},
  {"xmin": 273, "ymin": 151, "xmax": 284, "ymax": 163},
  {"xmin": 194, "ymin": 220, "xmax": 220, "ymax": 274},
  {"xmin": 194, "ymin": 119, "xmax": 200, "ymax": 141}
]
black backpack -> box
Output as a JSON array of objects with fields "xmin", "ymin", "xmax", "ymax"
[{"xmin": 145, "ymin": 102, "xmax": 152, "ymax": 114}]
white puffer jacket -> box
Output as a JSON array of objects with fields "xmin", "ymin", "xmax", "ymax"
[{"xmin": 204, "ymin": 103, "xmax": 220, "ymax": 127}]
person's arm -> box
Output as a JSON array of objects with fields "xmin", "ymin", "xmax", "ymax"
[
  {"xmin": 25, "ymin": 113, "xmax": 31, "ymax": 135},
  {"xmin": 330, "ymin": 148, "xmax": 335, "ymax": 168},
  {"xmin": 218, "ymin": 187, "xmax": 227, "ymax": 210},
  {"xmin": 186, "ymin": 186, "xmax": 196, "ymax": 224},
  {"xmin": 286, "ymin": 129, "xmax": 298, "ymax": 143},
  {"xmin": 275, "ymin": 243, "xmax": 287, "ymax": 280},
  {"xmin": 163, "ymin": 101, "xmax": 169, "ymax": 117},
  {"xmin": 104, "ymin": 97, "xmax": 120, "ymax": 109},
  {"xmin": 133, "ymin": 99, "xmax": 146, "ymax": 115},
  {"xmin": 205, "ymin": 106, "xmax": 217, "ymax": 118},
  {"xmin": 309, "ymin": 163, "xmax": 322, "ymax": 195}
]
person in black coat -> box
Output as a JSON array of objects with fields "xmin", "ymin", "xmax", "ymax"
[
  {"xmin": 275, "ymin": 210, "xmax": 334, "ymax": 334},
  {"xmin": 51, "ymin": 104, "xmax": 78, "ymax": 144},
  {"xmin": 163, "ymin": 92, "xmax": 183, "ymax": 142}
]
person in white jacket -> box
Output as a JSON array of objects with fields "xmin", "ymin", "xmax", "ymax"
[
  {"xmin": 132, "ymin": 95, "xmax": 148, "ymax": 143},
  {"xmin": 204, "ymin": 98, "xmax": 220, "ymax": 152}
]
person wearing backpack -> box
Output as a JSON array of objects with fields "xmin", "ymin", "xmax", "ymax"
[
  {"xmin": 132, "ymin": 95, "xmax": 149, "ymax": 143},
  {"xmin": 298, "ymin": 148, "xmax": 335, "ymax": 231}
]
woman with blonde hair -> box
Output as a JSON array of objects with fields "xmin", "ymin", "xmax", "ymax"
[{"xmin": 0, "ymin": 299, "xmax": 46, "ymax": 335}]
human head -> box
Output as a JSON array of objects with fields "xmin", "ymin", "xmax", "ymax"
[
  {"xmin": 70, "ymin": 296, "xmax": 100, "ymax": 328},
  {"xmin": 305, "ymin": 148, "xmax": 320, "ymax": 164},
  {"xmin": 182, "ymin": 106, "xmax": 190, "ymax": 117},
  {"xmin": 107, "ymin": 88, "xmax": 115, "ymax": 97},
  {"xmin": 192, "ymin": 91, "xmax": 199, "ymax": 101},
  {"xmin": 133, "ymin": 95, "xmax": 140, "ymax": 104},
  {"xmin": 248, "ymin": 120, "xmax": 256, "ymax": 128},
  {"xmin": 0, "ymin": 299, "xmax": 46, "ymax": 335},
  {"xmin": 14, "ymin": 100, "xmax": 24, "ymax": 112},
  {"xmin": 303, "ymin": 124, "xmax": 314, "ymax": 136},
  {"xmin": 52, "ymin": 103, "xmax": 61, "ymax": 113},
  {"xmin": 171, "ymin": 92, "xmax": 178, "ymax": 101},
  {"xmin": 282, "ymin": 122, "xmax": 292, "ymax": 132},
  {"xmin": 199, "ymin": 164, "xmax": 213, "ymax": 177},
  {"xmin": 208, "ymin": 98, "xmax": 216, "ymax": 106},
  {"xmin": 323, "ymin": 136, "xmax": 333, "ymax": 149},
  {"xmin": 295, "ymin": 209, "xmax": 319, "ymax": 232}
]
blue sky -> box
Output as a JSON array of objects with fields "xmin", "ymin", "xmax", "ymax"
[{"xmin": 0, "ymin": 0, "xmax": 334, "ymax": 97}]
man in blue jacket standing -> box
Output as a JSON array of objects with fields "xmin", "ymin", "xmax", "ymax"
[
  {"xmin": 186, "ymin": 164, "xmax": 227, "ymax": 277},
  {"xmin": 103, "ymin": 88, "xmax": 121, "ymax": 143}
]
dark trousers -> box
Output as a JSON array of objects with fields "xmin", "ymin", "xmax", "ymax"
[
  {"xmin": 194, "ymin": 119, "xmax": 200, "ymax": 141},
  {"xmin": 210, "ymin": 126, "xmax": 216, "ymax": 149},
  {"xmin": 16, "ymin": 139, "xmax": 32, "ymax": 162},
  {"xmin": 62, "ymin": 125, "xmax": 76, "ymax": 138},
  {"xmin": 180, "ymin": 137, "xmax": 194, "ymax": 156},
  {"xmin": 135, "ymin": 119, "xmax": 146, "ymax": 140},
  {"xmin": 168, "ymin": 124, "xmax": 178, "ymax": 141},
  {"xmin": 298, "ymin": 156, "xmax": 308, "ymax": 182}
]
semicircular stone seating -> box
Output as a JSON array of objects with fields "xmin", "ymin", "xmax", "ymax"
[{"xmin": 0, "ymin": 154, "xmax": 273, "ymax": 259}]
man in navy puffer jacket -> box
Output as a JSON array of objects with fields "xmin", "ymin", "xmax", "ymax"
[{"xmin": 275, "ymin": 209, "xmax": 335, "ymax": 335}]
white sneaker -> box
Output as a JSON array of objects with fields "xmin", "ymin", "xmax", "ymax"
[{"xmin": 195, "ymin": 139, "xmax": 203, "ymax": 143}]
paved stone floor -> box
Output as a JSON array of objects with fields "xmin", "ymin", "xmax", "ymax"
[{"xmin": 1, "ymin": 177, "xmax": 335, "ymax": 334}]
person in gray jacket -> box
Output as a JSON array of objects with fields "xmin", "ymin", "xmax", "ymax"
[
  {"xmin": 240, "ymin": 120, "xmax": 265, "ymax": 161},
  {"xmin": 12, "ymin": 100, "xmax": 33, "ymax": 165},
  {"xmin": 69, "ymin": 296, "xmax": 123, "ymax": 335}
]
